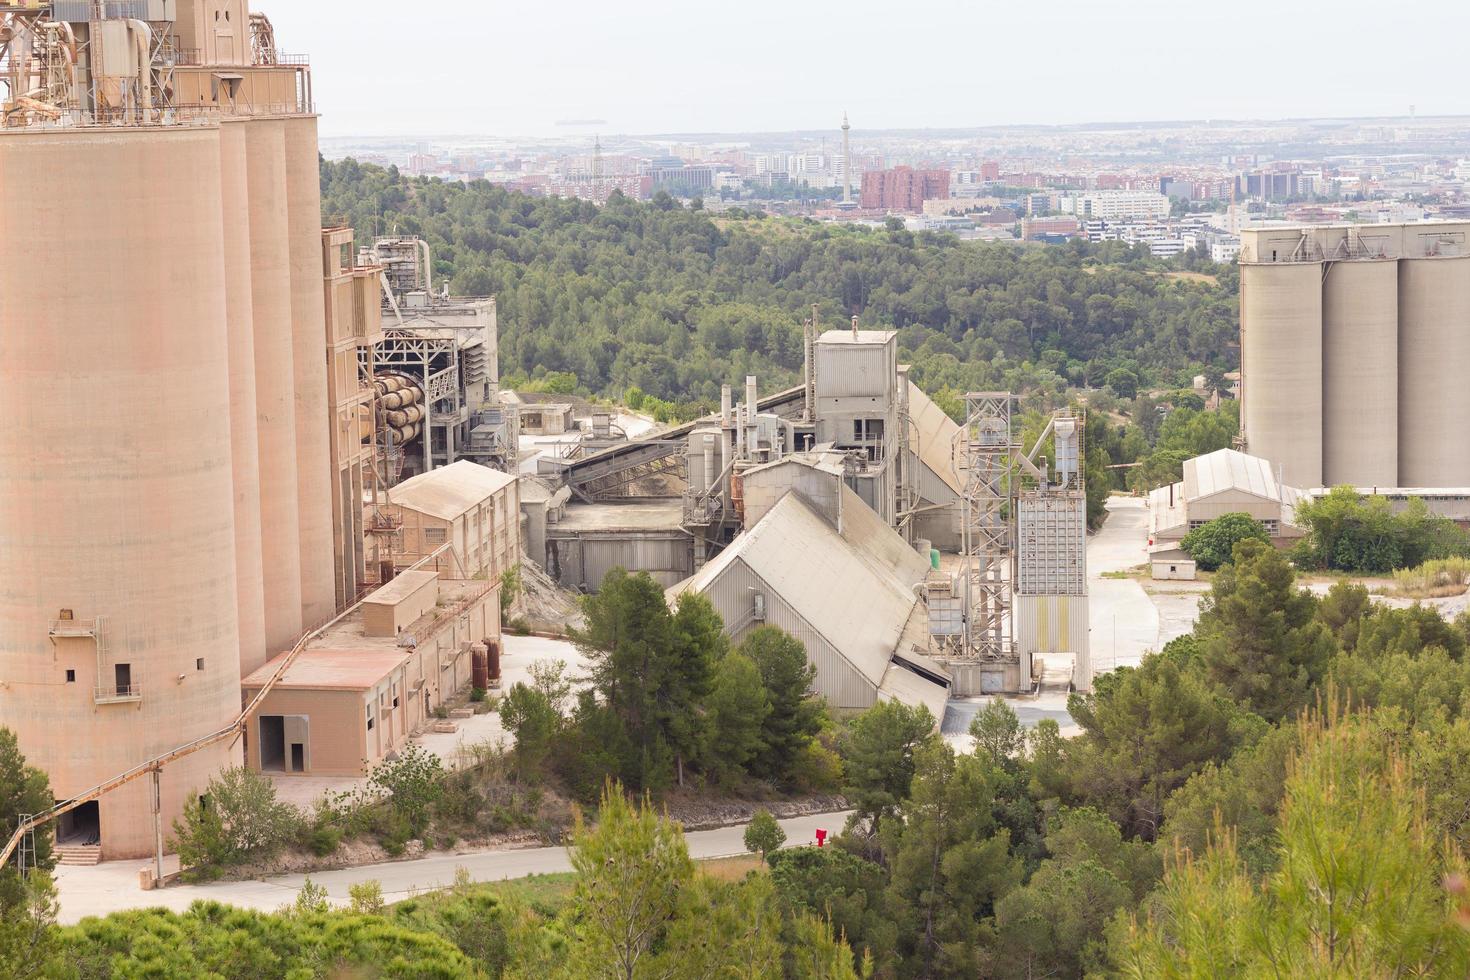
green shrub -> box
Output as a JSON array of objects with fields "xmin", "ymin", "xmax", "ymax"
[
  {"xmin": 304, "ymin": 824, "xmax": 342, "ymax": 857},
  {"xmin": 1181, "ymin": 513, "xmax": 1270, "ymax": 571}
]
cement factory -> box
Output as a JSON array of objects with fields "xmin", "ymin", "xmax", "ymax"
[{"xmin": 0, "ymin": 0, "xmax": 1095, "ymax": 876}]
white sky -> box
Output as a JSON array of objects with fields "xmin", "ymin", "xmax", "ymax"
[{"xmin": 269, "ymin": 0, "xmax": 1470, "ymax": 139}]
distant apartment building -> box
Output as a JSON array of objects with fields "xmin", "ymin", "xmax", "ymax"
[
  {"xmin": 542, "ymin": 174, "xmax": 653, "ymax": 205},
  {"xmin": 1062, "ymin": 191, "xmax": 1170, "ymax": 221},
  {"xmin": 1243, "ymin": 170, "xmax": 1300, "ymax": 201},
  {"xmin": 1021, "ymin": 216, "xmax": 1081, "ymax": 241},
  {"xmin": 980, "ymin": 161, "xmax": 1001, "ymax": 182},
  {"xmin": 861, "ymin": 166, "xmax": 951, "ymax": 211}
]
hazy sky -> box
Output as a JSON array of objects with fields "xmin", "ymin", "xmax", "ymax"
[{"xmin": 271, "ymin": 0, "xmax": 1470, "ymax": 139}]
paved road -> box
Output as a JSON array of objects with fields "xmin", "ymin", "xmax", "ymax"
[
  {"xmin": 54, "ymin": 810, "xmax": 849, "ymax": 925},
  {"xmin": 1088, "ymin": 497, "xmax": 1160, "ymax": 673}
]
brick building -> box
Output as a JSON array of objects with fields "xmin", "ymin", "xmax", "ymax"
[{"xmin": 860, "ymin": 166, "xmax": 951, "ymax": 211}]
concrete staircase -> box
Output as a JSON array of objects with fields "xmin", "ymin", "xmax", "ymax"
[{"xmin": 55, "ymin": 843, "xmax": 102, "ymax": 866}]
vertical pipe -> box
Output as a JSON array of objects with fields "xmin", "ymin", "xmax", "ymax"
[
  {"xmin": 745, "ymin": 376, "xmax": 758, "ymax": 454},
  {"xmin": 721, "ymin": 384, "xmax": 732, "ymax": 428},
  {"xmin": 151, "ymin": 768, "xmax": 163, "ymax": 886}
]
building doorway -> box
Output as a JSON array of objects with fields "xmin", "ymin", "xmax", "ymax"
[
  {"xmin": 56, "ymin": 801, "xmax": 99, "ymax": 846},
  {"xmin": 259, "ymin": 716, "xmax": 286, "ymax": 772}
]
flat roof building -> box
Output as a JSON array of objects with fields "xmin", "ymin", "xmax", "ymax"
[{"xmin": 242, "ymin": 573, "xmax": 500, "ymax": 777}]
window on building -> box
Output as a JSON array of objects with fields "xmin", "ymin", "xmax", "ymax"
[
  {"xmin": 196, "ymin": 658, "xmax": 205, "ymax": 672},
  {"xmin": 853, "ymin": 418, "xmax": 886, "ymax": 443},
  {"xmin": 65, "ymin": 669, "xmax": 75, "ymax": 683},
  {"xmin": 424, "ymin": 527, "xmax": 447, "ymax": 545},
  {"xmin": 366, "ymin": 704, "xmax": 375, "ymax": 732}
]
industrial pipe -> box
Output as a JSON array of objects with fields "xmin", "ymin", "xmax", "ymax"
[
  {"xmin": 745, "ymin": 376, "xmax": 758, "ymax": 455},
  {"xmin": 128, "ymin": 21, "xmax": 151, "ymax": 121}
]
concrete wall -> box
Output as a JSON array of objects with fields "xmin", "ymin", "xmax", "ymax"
[
  {"xmin": 0, "ymin": 125, "xmax": 245, "ymax": 859},
  {"xmin": 546, "ymin": 533, "xmax": 693, "ymax": 591}
]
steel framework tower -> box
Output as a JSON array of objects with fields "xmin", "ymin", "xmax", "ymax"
[{"xmin": 959, "ymin": 392, "xmax": 1018, "ymax": 661}]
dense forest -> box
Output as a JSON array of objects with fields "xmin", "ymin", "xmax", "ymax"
[
  {"xmin": 319, "ymin": 161, "xmax": 1238, "ymax": 412},
  {"xmin": 320, "ymin": 161, "xmax": 1244, "ymax": 504}
]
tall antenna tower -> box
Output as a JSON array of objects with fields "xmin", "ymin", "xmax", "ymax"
[{"xmin": 841, "ymin": 112, "xmax": 852, "ymax": 205}]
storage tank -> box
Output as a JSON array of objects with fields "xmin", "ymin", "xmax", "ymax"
[
  {"xmin": 220, "ymin": 119, "xmax": 268, "ymax": 676},
  {"xmin": 244, "ymin": 117, "xmax": 304, "ymax": 653},
  {"xmin": 1322, "ymin": 259, "xmax": 1398, "ymax": 487},
  {"xmin": 283, "ymin": 115, "xmax": 337, "ymax": 624},
  {"xmin": 1240, "ymin": 261, "xmax": 1324, "ymax": 489},
  {"xmin": 1399, "ymin": 255, "xmax": 1470, "ymax": 487},
  {"xmin": 0, "ymin": 126, "xmax": 244, "ymax": 859}
]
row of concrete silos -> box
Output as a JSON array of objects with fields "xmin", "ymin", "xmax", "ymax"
[
  {"xmin": 0, "ymin": 114, "xmax": 335, "ymax": 858},
  {"xmin": 1242, "ymin": 227, "xmax": 1470, "ymax": 491}
]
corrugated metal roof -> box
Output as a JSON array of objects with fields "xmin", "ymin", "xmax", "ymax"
[
  {"xmin": 677, "ymin": 491, "xmax": 926, "ymax": 687},
  {"xmin": 907, "ymin": 383, "xmax": 964, "ymax": 496},
  {"xmin": 388, "ymin": 460, "xmax": 516, "ymax": 521},
  {"xmin": 745, "ymin": 451, "xmax": 848, "ymax": 479},
  {"xmin": 1183, "ymin": 449, "xmax": 1284, "ymax": 502},
  {"xmin": 878, "ymin": 663, "xmax": 951, "ymax": 725}
]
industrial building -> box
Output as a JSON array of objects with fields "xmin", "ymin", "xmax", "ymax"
[
  {"xmin": 242, "ymin": 572, "xmax": 501, "ymax": 777},
  {"xmin": 1239, "ymin": 221, "xmax": 1470, "ymax": 489},
  {"xmin": 670, "ymin": 486, "xmax": 952, "ymax": 721},
  {"xmin": 0, "ymin": 2, "xmax": 506, "ymax": 870},
  {"xmin": 366, "ymin": 237, "xmax": 517, "ymax": 485},
  {"xmin": 381, "ymin": 460, "xmax": 521, "ymax": 581},
  {"xmin": 0, "ymin": 0, "xmax": 349, "ymax": 860},
  {"xmin": 1148, "ymin": 449, "xmax": 1307, "ymax": 557}
]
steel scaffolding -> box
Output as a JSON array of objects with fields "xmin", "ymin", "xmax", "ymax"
[{"xmin": 958, "ymin": 392, "xmax": 1018, "ymax": 662}]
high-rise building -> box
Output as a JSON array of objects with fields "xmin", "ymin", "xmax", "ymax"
[
  {"xmin": 860, "ymin": 166, "xmax": 950, "ymax": 212},
  {"xmin": 0, "ymin": 0, "xmax": 335, "ymax": 859}
]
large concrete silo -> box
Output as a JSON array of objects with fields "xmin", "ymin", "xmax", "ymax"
[
  {"xmin": 0, "ymin": 127, "xmax": 244, "ymax": 859},
  {"xmin": 1399, "ymin": 254, "xmax": 1470, "ymax": 487},
  {"xmin": 1240, "ymin": 260, "xmax": 1324, "ymax": 489},
  {"xmin": 283, "ymin": 114, "xmax": 337, "ymax": 622},
  {"xmin": 1322, "ymin": 259, "xmax": 1398, "ymax": 487},
  {"xmin": 244, "ymin": 117, "xmax": 305, "ymax": 653},
  {"xmin": 221, "ymin": 119, "xmax": 268, "ymax": 676}
]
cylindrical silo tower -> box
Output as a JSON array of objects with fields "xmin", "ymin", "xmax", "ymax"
[
  {"xmin": 1399, "ymin": 255, "xmax": 1470, "ymax": 487},
  {"xmin": 1322, "ymin": 259, "xmax": 1398, "ymax": 487},
  {"xmin": 221, "ymin": 119, "xmax": 268, "ymax": 676},
  {"xmin": 0, "ymin": 126, "xmax": 244, "ymax": 860},
  {"xmin": 283, "ymin": 114, "xmax": 337, "ymax": 623},
  {"xmin": 244, "ymin": 117, "xmax": 305, "ymax": 653},
  {"xmin": 1240, "ymin": 260, "xmax": 1324, "ymax": 489}
]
